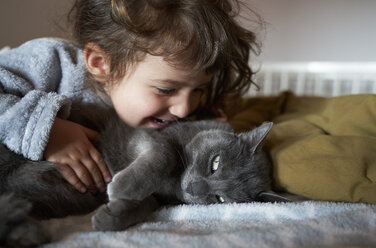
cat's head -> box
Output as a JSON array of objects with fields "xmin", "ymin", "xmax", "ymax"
[{"xmin": 181, "ymin": 122, "xmax": 289, "ymax": 204}]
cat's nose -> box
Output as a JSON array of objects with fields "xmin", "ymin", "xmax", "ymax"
[{"xmin": 185, "ymin": 181, "xmax": 209, "ymax": 196}]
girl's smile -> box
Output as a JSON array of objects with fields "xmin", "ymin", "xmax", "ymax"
[{"xmin": 148, "ymin": 117, "xmax": 175, "ymax": 129}]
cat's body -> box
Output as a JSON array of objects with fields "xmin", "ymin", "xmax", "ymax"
[{"xmin": 0, "ymin": 113, "xmax": 286, "ymax": 246}]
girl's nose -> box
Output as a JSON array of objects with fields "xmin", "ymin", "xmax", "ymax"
[
  {"xmin": 169, "ymin": 94, "xmax": 193, "ymax": 118},
  {"xmin": 169, "ymin": 100, "xmax": 190, "ymax": 118}
]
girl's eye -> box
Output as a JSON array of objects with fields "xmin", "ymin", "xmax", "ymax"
[
  {"xmin": 193, "ymin": 87, "xmax": 205, "ymax": 94},
  {"xmin": 216, "ymin": 195, "xmax": 225, "ymax": 203},
  {"xmin": 156, "ymin": 87, "xmax": 176, "ymax": 96},
  {"xmin": 211, "ymin": 155, "xmax": 220, "ymax": 173}
]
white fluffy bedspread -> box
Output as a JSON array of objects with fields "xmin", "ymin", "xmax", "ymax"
[{"xmin": 41, "ymin": 201, "xmax": 376, "ymax": 248}]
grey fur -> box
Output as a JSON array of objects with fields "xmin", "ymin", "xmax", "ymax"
[{"xmin": 0, "ymin": 113, "xmax": 286, "ymax": 246}]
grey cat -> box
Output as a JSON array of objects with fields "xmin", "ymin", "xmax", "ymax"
[{"xmin": 0, "ymin": 114, "xmax": 288, "ymax": 246}]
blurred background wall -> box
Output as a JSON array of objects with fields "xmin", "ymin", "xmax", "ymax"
[
  {"xmin": 1, "ymin": 0, "xmax": 375, "ymax": 62},
  {"xmin": 248, "ymin": 0, "xmax": 376, "ymax": 62},
  {"xmin": 0, "ymin": 0, "xmax": 73, "ymax": 48}
]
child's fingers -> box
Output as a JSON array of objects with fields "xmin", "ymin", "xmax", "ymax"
[
  {"xmin": 68, "ymin": 160, "xmax": 97, "ymax": 193},
  {"xmin": 55, "ymin": 163, "xmax": 87, "ymax": 193},
  {"xmin": 89, "ymin": 148, "xmax": 112, "ymax": 183},
  {"xmin": 80, "ymin": 156, "xmax": 107, "ymax": 193},
  {"xmin": 217, "ymin": 108, "xmax": 227, "ymax": 120},
  {"xmin": 215, "ymin": 108, "xmax": 228, "ymax": 122}
]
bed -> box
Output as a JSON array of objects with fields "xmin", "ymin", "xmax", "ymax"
[
  {"xmin": 2, "ymin": 61, "xmax": 366, "ymax": 247},
  {"xmin": 41, "ymin": 200, "xmax": 376, "ymax": 248}
]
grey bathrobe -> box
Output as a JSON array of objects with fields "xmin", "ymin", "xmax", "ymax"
[{"xmin": 0, "ymin": 38, "xmax": 111, "ymax": 161}]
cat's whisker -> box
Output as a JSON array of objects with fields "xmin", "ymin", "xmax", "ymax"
[
  {"xmin": 174, "ymin": 146, "xmax": 188, "ymax": 169},
  {"xmin": 166, "ymin": 118, "xmax": 188, "ymax": 169}
]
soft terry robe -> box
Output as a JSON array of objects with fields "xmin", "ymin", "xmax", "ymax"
[{"xmin": 0, "ymin": 38, "xmax": 110, "ymax": 161}]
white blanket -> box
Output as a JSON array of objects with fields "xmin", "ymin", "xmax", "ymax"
[{"xmin": 41, "ymin": 201, "xmax": 376, "ymax": 248}]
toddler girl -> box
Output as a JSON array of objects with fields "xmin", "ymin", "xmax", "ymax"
[{"xmin": 0, "ymin": 0, "xmax": 261, "ymax": 194}]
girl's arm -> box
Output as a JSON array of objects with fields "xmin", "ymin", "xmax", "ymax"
[
  {"xmin": 0, "ymin": 38, "xmax": 73, "ymax": 160},
  {"xmin": 0, "ymin": 38, "xmax": 111, "ymax": 192}
]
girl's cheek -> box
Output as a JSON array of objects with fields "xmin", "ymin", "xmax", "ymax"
[{"xmin": 147, "ymin": 95, "xmax": 167, "ymax": 111}]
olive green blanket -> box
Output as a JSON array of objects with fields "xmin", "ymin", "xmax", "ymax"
[{"xmin": 228, "ymin": 93, "xmax": 376, "ymax": 204}]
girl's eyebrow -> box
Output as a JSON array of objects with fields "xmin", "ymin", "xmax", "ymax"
[
  {"xmin": 152, "ymin": 79, "xmax": 212, "ymax": 87},
  {"xmin": 152, "ymin": 79, "xmax": 184, "ymax": 85}
]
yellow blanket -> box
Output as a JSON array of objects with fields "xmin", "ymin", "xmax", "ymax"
[{"xmin": 228, "ymin": 93, "xmax": 376, "ymax": 204}]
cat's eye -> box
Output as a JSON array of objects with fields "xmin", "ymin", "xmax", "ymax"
[
  {"xmin": 211, "ymin": 155, "xmax": 220, "ymax": 173},
  {"xmin": 216, "ymin": 195, "xmax": 225, "ymax": 203}
]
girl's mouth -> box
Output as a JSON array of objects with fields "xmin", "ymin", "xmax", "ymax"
[
  {"xmin": 154, "ymin": 118, "xmax": 170, "ymax": 124},
  {"xmin": 149, "ymin": 117, "xmax": 173, "ymax": 129}
]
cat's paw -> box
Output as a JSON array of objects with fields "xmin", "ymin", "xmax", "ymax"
[
  {"xmin": 92, "ymin": 204, "xmax": 117, "ymax": 231},
  {"xmin": 92, "ymin": 200, "xmax": 138, "ymax": 231}
]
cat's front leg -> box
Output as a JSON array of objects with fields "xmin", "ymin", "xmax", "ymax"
[
  {"xmin": 107, "ymin": 148, "xmax": 176, "ymax": 202},
  {"xmin": 93, "ymin": 142, "xmax": 175, "ymax": 231},
  {"xmin": 92, "ymin": 196, "xmax": 159, "ymax": 231}
]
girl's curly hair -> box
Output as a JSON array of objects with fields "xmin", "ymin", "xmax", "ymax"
[{"xmin": 68, "ymin": 0, "xmax": 263, "ymax": 116}]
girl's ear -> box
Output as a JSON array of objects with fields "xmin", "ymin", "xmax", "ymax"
[{"xmin": 84, "ymin": 43, "xmax": 110, "ymax": 83}]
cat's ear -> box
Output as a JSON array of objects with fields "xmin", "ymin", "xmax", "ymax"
[
  {"xmin": 256, "ymin": 191, "xmax": 293, "ymax": 203},
  {"xmin": 239, "ymin": 122, "xmax": 273, "ymax": 153}
]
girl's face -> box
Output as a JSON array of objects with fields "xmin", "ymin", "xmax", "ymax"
[{"xmin": 106, "ymin": 55, "xmax": 212, "ymax": 129}]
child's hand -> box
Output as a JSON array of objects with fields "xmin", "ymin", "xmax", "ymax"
[
  {"xmin": 212, "ymin": 107, "xmax": 228, "ymax": 123},
  {"xmin": 44, "ymin": 118, "xmax": 112, "ymax": 193}
]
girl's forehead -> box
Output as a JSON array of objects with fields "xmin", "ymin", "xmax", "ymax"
[
  {"xmin": 143, "ymin": 54, "xmax": 194, "ymax": 72},
  {"xmin": 138, "ymin": 54, "xmax": 213, "ymax": 82}
]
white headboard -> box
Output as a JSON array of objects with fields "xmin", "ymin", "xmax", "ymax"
[{"xmin": 248, "ymin": 62, "xmax": 376, "ymax": 97}]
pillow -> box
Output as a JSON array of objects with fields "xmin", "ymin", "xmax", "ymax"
[{"xmin": 228, "ymin": 93, "xmax": 376, "ymax": 204}]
